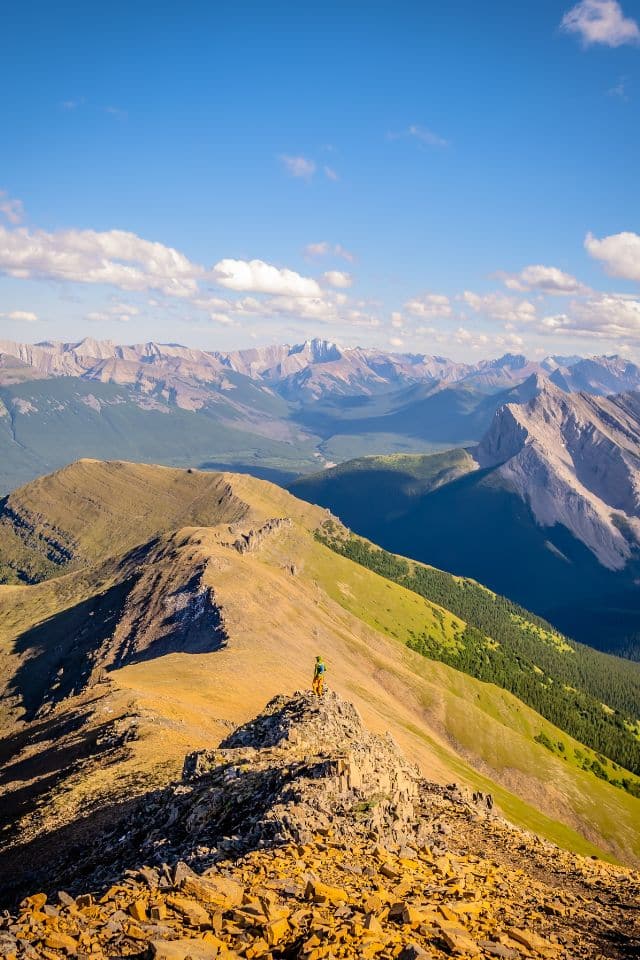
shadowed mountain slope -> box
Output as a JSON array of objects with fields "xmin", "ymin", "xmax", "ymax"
[{"xmin": 291, "ymin": 378, "xmax": 640, "ymax": 654}]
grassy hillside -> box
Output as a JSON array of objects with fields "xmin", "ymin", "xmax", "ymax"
[
  {"xmin": 290, "ymin": 448, "xmax": 477, "ymax": 526},
  {"xmin": 1, "ymin": 460, "xmax": 639, "ymax": 867},
  {"xmin": 317, "ymin": 523, "xmax": 640, "ymax": 780},
  {"xmin": 0, "ymin": 377, "xmax": 319, "ymax": 494}
]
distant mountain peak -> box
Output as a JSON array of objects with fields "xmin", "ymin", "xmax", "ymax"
[
  {"xmin": 289, "ymin": 338, "xmax": 343, "ymax": 363},
  {"xmin": 492, "ymin": 352, "xmax": 528, "ymax": 369}
]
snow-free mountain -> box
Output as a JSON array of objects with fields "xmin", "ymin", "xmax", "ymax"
[
  {"xmin": 2, "ymin": 337, "xmax": 640, "ymax": 494},
  {"xmin": 291, "ymin": 373, "xmax": 640, "ymax": 655},
  {"xmin": 3, "ymin": 337, "xmax": 640, "ymax": 401},
  {"xmin": 478, "ymin": 375, "xmax": 640, "ymax": 570}
]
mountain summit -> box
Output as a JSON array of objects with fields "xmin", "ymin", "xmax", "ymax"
[
  {"xmin": 478, "ymin": 377, "xmax": 640, "ymax": 569},
  {"xmin": 4, "ymin": 689, "xmax": 640, "ymax": 960}
]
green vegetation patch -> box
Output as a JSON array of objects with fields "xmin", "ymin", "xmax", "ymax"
[{"xmin": 318, "ymin": 526, "xmax": 640, "ymax": 781}]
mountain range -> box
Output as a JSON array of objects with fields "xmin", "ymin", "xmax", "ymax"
[
  {"xmin": 4, "ymin": 337, "xmax": 640, "ymax": 401},
  {"xmin": 2, "ymin": 337, "xmax": 640, "ymax": 493}
]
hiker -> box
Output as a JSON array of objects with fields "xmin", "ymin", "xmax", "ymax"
[{"xmin": 312, "ymin": 655, "xmax": 326, "ymax": 696}]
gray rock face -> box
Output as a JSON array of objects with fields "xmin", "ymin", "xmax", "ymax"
[
  {"xmin": 477, "ymin": 376, "xmax": 640, "ymax": 569},
  {"xmin": 181, "ymin": 691, "xmax": 427, "ymax": 852}
]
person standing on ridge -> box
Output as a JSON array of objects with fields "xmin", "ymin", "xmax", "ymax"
[{"xmin": 312, "ymin": 655, "xmax": 326, "ymax": 696}]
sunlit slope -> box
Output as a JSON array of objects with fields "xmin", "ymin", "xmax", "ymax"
[
  {"xmin": 110, "ymin": 522, "xmax": 640, "ymax": 863},
  {"xmin": 0, "ymin": 460, "xmax": 639, "ymax": 867},
  {"xmin": 0, "ymin": 460, "xmax": 253, "ymax": 581}
]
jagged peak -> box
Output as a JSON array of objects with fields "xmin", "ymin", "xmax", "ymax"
[
  {"xmin": 492, "ymin": 352, "xmax": 528, "ymax": 369},
  {"xmin": 288, "ymin": 338, "xmax": 343, "ymax": 362}
]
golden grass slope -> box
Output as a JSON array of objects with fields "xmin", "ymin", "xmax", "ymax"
[{"xmin": 0, "ymin": 460, "xmax": 639, "ymax": 869}]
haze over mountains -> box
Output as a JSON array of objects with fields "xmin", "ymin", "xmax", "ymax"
[
  {"xmin": 4, "ymin": 337, "xmax": 640, "ymax": 401},
  {"xmin": 2, "ymin": 337, "xmax": 640, "ymax": 494}
]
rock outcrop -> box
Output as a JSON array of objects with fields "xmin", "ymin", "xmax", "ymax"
[
  {"xmin": 230, "ymin": 519, "xmax": 293, "ymax": 555},
  {"xmin": 2, "ymin": 691, "xmax": 639, "ymax": 959},
  {"xmin": 181, "ymin": 692, "xmax": 426, "ymax": 853}
]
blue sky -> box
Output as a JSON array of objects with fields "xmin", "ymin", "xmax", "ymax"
[{"xmin": 1, "ymin": 0, "xmax": 639, "ymax": 359}]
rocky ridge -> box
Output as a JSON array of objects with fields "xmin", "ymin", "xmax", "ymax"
[{"xmin": 2, "ymin": 692, "xmax": 639, "ymax": 960}]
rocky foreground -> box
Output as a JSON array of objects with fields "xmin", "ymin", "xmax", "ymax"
[{"xmin": 2, "ymin": 692, "xmax": 639, "ymax": 960}]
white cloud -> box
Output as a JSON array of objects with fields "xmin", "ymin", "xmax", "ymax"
[
  {"xmin": 500, "ymin": 264, "xmax": 587, "ymax": 295},
  {"xmin": 87, "ymin": 310, "xmax": 124, "ymax": 323},
  {"xmin": 494, "ymin": 332, "xmax": 525, "ymax": 348},
  {"xmin": 415, "ymin": 325, "xmax": 437, "ymax": 336},
  {"xmin": 461, "ymin": 291, "xmax": 537, "ymax": 324},
  {"xmin": 86, "ymin": 302, "xmax": 141, "ymax": 323},
  {"xmin": 0, "ymin": 225, "xmax": 202, "ymax": 296},
  {"xmin": 0, "ymin": 191, "xmax": 24, "ymax": 225},
  {"xmin": 389, "ymin": 336, "xmax": 404, "ymax": 347},
  {"xmin": 455, "ymin": 327, "xmax": 473, "ymax": 343},
  {"xmin": 280, "ymin": 155, "xmax": 316, "ymax": 180},
  {"xmin": 391, "ymin": 311, "xmax": 405, "ymax": 329},
  {"xmin": 324, "ymin": 165, "xmax": 339, "ymax": 181},
  {"xmin": 1, "ymin": 310, "xmax": 38, "ymax": 322},
  {"xmin": 541, "ymin": 295, "xmax": 640, "ymax": 341},
  {"xmin": 561, "ymin": 0, "xmax": 640, "ymax": 47},
  {"xmin": 323, "ymin": 270, "xmax": 352, "ymax": 289},
  {"xmin": 585, "ymin": 230, "xmax": 640, "ymax": 282},
  {"xmin": 404, "ymin": 293, "xmax": 452, "ymax": 318},
  {"xmin": 213, "ymin": 258, "xmax": 322, "ymax": 297},
  {"xmin": 110, "ymin": 301, "xmax": 140, "ymax": 316},
  {"xmin": 0, "ymin": 219, "xmax": 380, "ymax": 336},
  {"xmin": 304, "ymin": 241, "xmax": 355, "ymax": 262},
  {"xmin": 209, "ymin": 312, "xmax": 238, "ymax": 326},
  {"xmin": 388, "ymin": 124, "xmax": 449, "ymax": 148}
]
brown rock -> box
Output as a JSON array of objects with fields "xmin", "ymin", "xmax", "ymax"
[
  {"xmin": 182, "ymin": 874, "xmax": 244, "ymax": 907},
  {"xmin": 128, "ymin": 900, "xmax": 148, "ymax": 922},
  {"xmin": 264, "ymin": 917, "xmax": 290, "ymax": 945},
  {"xmin": 43, "ymin": 932, "xmax": 78, "ymax": 954},
  {"xmin": 150, "ymin": 939, "xmax": 221, "ymax": 960},
  {"xmin": 363, "ymin": 914, "xmax": 384, "ymax": 936},
  {"xmin": 304, "ymin": 880, "xmax": 349, "ymax": 904},
  {"xmin": 397, "ymin": 944, "xmax": 431, "ymax": 960},
  {"xmin": 24, "ymin": 894, "xmax": 47, "ymax": 910},
  {"xmin": 166, "ymin": 895, "xmax": 211, "ymax": 927},
  {"xmin": 506, "ymin": 928, "xmax": 561, "ymax": 956},
  {"xmin": 478, "ymin": 943, "xmax": 518, "ymax": 959},
  {"xmin": 441, "ymin": 928, "xmax": 480, "ymax": 955}
]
